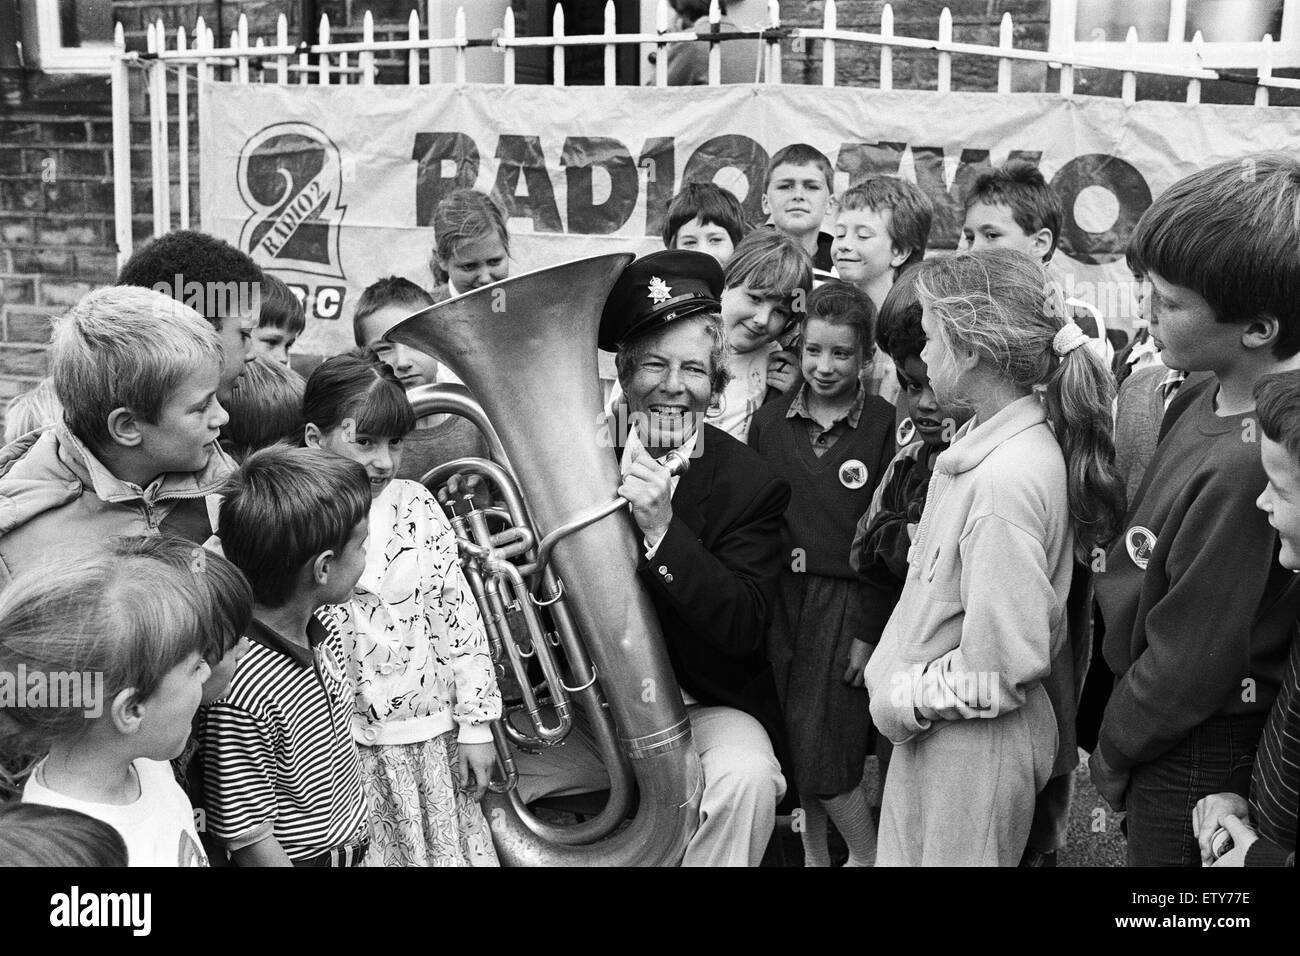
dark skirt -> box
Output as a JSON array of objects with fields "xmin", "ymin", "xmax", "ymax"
[{"xmin": 768, "ymin": 570, "xmax": 877, "ymax": 795}]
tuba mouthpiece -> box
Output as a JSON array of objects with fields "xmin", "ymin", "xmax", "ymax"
[{"xmin": 662, "ymin": 449, "xmax": 691, "ymax": 478}]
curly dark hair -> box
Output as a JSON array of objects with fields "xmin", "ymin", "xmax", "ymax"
[
  {"xmin": 117, "ymin": 229, "xmax": 264, "ymax": 321},
  {"xmin": 875, "ymin": 265, "xmax": 925, "ymax": 361}
]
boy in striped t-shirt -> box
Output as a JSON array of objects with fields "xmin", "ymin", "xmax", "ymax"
[{"xmin": 199, "ymin": 446, "xmax": 372, "ymax": 866}]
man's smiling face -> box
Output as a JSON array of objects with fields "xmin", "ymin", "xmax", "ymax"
[{"xmin": 622, "ymin": 320, "xmax": 717, "ymax": 455}]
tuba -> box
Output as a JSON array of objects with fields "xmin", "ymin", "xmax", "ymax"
[{"xmin": 387, "ymin": 253, "xmax": 703, "ymax": 866}]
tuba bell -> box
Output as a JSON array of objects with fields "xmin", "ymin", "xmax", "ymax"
[{"xmin": 387, "ymin": 253, "xmax": 703, "ymax": 866}]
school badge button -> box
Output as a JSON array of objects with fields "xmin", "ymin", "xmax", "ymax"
[
  {"xmin": 1125, "ymin": 526, "xmax": 1156, "ymax": 570},
  {"xmin": 839, "ymin": 459, "xmax": 869, "ymax": 490}
]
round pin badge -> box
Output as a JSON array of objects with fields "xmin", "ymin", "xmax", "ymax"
[
  {"xmin": 896, "ymin": 417, "xmax": 916, "ymax": 447},
  {"xmin": 1125, "ymin": 526, "xmax": 1156, "ymax": 570},
  {"xmin": 839, "ymin": 459, "xmax": 869, "ymax": 490}
]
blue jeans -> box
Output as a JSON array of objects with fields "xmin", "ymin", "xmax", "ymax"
[{"xmin": 1124, "ymin": 713, "xmax": 1267, "ymax": 867}]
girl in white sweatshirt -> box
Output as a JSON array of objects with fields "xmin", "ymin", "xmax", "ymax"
[
  {"xmin": 864, "ymin": 248, "xmax": 1124, "ymax": 865},
  {"xmin": 304, "ymin": 351, "xmax": 502, "ymax": 866}
]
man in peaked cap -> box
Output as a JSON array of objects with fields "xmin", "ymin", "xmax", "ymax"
[{"xmin": 514, "ymin": 250, "xmax": 794, "ymax": 866}]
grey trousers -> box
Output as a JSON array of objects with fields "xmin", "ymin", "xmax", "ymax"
[
  {"xmin": 512, "ymin": 703, "xmax": 787, "ymax": 866},
  {"xmin": 877, "ymin": 685, "xmax": 1057, "ymax": 866}
]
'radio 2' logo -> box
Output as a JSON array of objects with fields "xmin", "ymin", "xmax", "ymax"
[{"xmin": 237, "ymin": 122, "xmax": 347, "ymax": 279}]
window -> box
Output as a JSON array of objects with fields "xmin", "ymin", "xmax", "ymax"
[
  {"xmin": 21, "ymin": 0, "xmax": 116, "ymax": 72},
  {"xmin": 1052, "ymin": 0, "xmax": 1300, "ymax": 69}
]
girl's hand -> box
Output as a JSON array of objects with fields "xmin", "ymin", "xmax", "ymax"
[
  {"xmin": 1210, "ymin": 814, "xmax": 1259, "ymax": 867},
  {"xmin": 842, "ymin": 639, "xmax": 875, "ymax": 687},
  {"xmin": 457, "ymin": 741, "xmax": 497, "ymax": 801},
  {"xmin": 766, "ymin": 350, "xmax": 802, "ymax": 395}
]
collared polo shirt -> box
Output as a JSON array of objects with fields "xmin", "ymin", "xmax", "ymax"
[
  {"xmin": 787, "ymin": 381, "xmax": 866, "ymax": 457},
  {"xmin": 198, "ymin": 610, "xmax": 368, "ymax": 861}
]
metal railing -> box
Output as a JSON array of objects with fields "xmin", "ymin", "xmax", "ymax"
[{"xmin": 111, "ymin": 0, "xmax": 1300, "ymax": 266}]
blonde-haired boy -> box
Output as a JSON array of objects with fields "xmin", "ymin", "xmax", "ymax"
[{"xmin": 0, "ymin": 285, "xmax": 234, "ymax": 587}]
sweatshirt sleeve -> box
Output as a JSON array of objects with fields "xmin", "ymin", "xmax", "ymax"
[
  {"xmin": 851, "ymin": 459, "xmax": 915, "ymax": 585},
  {"xmin": 1244, "ymin": 837, "xmax": 1295, "ymax": 868},
  {"xmin": 1097, "ymin": 472, "xmax": 1283, "ymax": 773},
  {"xmin": 850, "ymin": 430, "xmax": 912, "ymax": 645},
  {"xmin": 420, "ymin": 490, "xmax": 501, "ymax": 744},
  {"xmin": 912, "ymin": 513, "xmax": 1057, "ymax": 722}
]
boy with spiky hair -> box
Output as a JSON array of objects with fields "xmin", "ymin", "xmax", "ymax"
[
  {"xmin": 0, "ymin": 286, "xmax": 233, "ymax": 589},
  {"xmin": 831, "ymin": 177, "xmax": 933, "ymax": 312},
  {"xmin": 763, "ymin": 144, "xmax": 836, "ymax": 272},
  {"xmin": 961, "ymin": 159, "xmax": 1112, "ymax": 365},
  {"xmin": 1091, "ymin": 153, "xmax": 1300, "ymax": 866},
  {"xmin": 248, "ymin": 273, "xmax": 306, "ymax": 368},
  {"xmin": 830, "ymin": 178, "xmax": 934, "ymax": 406}
]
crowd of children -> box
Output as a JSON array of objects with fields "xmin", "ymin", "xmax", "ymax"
[{"xmin": 1, "ymin": 143, "xmax": 1298, "ymax": 870}]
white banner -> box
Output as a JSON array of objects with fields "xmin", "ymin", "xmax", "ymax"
[{"xmin": 200, "ymin": 82, "xmax": 1300, "ymax": 359}]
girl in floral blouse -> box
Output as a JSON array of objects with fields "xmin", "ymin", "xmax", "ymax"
[{"xmin": 303, "ymin": 351, "xmax": 502, "ymax": 866}]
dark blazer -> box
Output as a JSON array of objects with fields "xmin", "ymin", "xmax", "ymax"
[{"xmin": 625, "ymin": 423, "xmax": 793, "ymax": 780}]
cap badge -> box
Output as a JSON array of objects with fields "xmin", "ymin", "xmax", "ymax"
[{"xmin": 648, "ymin": 276, "xmax": 672, "ymax": 305}]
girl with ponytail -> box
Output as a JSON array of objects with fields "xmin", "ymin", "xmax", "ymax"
[{"xmin": 863, "ymin": 247, "xmax": 1123, "ymax": 866}]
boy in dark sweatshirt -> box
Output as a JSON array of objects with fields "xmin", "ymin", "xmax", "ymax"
[
  {"xmin": 1192, "ymin": 371, "xmax": 1300, "ymax": 868},
  {"xmin": 1091, "ymin": 153, "xmax": 1300, "ymax": 866}
]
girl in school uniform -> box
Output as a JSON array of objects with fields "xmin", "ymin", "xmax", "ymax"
[{"xmin": 749, "ymin": 280, "xmax": 897, "ymax": 866}]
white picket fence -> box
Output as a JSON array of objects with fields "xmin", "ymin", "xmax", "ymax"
[{"xmin": 110, "ymin": 0, "xmax": 1300, "ymax": 267}]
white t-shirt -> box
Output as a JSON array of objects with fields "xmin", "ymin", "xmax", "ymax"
[
  {"xmin": 709, "ymin": 343, "xmax": 776, "ymax": 442},
  {"xmin": 23, "ymin": 757, "xmax": 208, "ymax": 867}
]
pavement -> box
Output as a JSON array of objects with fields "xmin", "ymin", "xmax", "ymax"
[
  {"xmin": 1060, "ymin": 749, "xmax": 1127, "ymax": 867},
  {"xmin": 766, "ymin": 747, "xmax": 1127, "ymax": 867}
]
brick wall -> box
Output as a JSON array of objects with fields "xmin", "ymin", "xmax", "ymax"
[
  {"xmin": 778, "ymin": 1, "xmax": 1051, "ymax": 89},
  {"xmin": 0, "ymin": 0, "xmax": 429, "ymax": 433},
  {"xmin": 0, "ymin": 83, "xmax": 120, "ymax": 430},
  {"xmin": 114, "ymin": 1, "xmax": 299, "ymax": 48}
]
